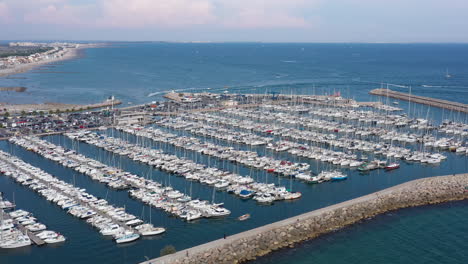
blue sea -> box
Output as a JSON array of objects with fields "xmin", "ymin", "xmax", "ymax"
[
  {"xmin": 0, "ymin": 43, "xmax": 467, "ymax": 264},
  {"xmin": 1, "ymin": 43, "xmax": 468, "ymax": 105}
]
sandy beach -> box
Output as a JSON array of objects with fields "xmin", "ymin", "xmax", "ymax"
[{"xmin": 0, "ymin": 45, "xmax": 89, "ymax": 78}]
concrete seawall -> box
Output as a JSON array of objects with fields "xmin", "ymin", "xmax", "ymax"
[
  {"xmin": 142, "ymin": 173, "xmax": 468, "ymax": 264},
  {"xmin": 369, "ymin": 88, "xmax": 468, "ymax": 113}
]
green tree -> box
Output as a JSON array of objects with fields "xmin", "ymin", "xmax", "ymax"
[
  {"xmin": 20, "ymin": 110, "xmax": 26, "ymax": 117},
  {"xmin": 39, "ymin": 111, "xmax": 44, "ymax": 116},
  {"xmin": 160, "ymin": 245, "xmax": 176, "ymax": 256},
  {"xmin": 4, "ymin": 112, "xmax": 9, "ymax": 118}
]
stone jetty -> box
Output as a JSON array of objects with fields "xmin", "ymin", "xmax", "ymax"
[
  {"xmin": 0, "ymin": 87, "xmax": 27, "ymax": 92},
  {"xmin": 370, "ymin": 88, "xmax": 468, "ymax": 113},
  {"xmin": 142, "ymin": 173, "xmax": 468, "ymax": 264}
]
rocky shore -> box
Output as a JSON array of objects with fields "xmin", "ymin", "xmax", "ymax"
[{"xmin": 143, "ymin": 173, "xmax": 468, "ymax": 264}]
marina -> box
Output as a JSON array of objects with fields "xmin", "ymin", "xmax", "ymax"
[
  {"xmin": 0, "ymin": 149, "xmax": 159, "ymax": 245},
  {"xmin": 0, "ymin": 42, "xmax": 467, "ymax": 264},
  {"xmin": 9, "ymin": 136, "xmax": 228, "ymax": 221},
  {"xmin": 0, "ymin": 89, "xmax": 466, "ymax": 262}
]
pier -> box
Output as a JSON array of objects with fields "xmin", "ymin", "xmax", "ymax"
[
  {"xmin": 369, "ymin": 88, "xmax": 468, "ymax": 113},
  {"xmin": 0, "ymin": 210, "xmax": 45, "ymax": 246},
  {"xmin": 0, "ymin": 87, "xmax": 27, "ymax": 93},
  {"xmin": 141, "ymin": 173, "xmax": 468, "ymax": 264},
  {"xmin": 0, "ymin": 155, "xmax": 135, "ymax": 235}
]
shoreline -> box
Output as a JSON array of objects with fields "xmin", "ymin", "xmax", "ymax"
[
  {"xmin": 142, "ymin": 173, "xmax": 468, "ymax": 264},
  {"xmin": 0, "ymin": 45, "xmax": 91, "ymax": 78},
  {"xmin": 0, "ymin": 99, "xmax": 121, "ymax": 116}
]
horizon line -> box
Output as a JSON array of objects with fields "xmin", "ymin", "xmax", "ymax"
[{"xmin": 2, "ymin": 40, "xmax": 468, "ymax": 45}]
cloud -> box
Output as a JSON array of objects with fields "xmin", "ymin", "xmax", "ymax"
[
  {"xmin": 98, "ymin": 0, "xmax": 216, "ymax": 28},
  {"xmin": 0, "ymin": 0, "xmax": 315, "ymax": 29},
  {"xmin": 0, "ymin": 2, "xmax": 11, "ymax": 23},
  {"xmin": 219, "ymin": 0, "xmax": 313, "ymax": 29},
  {"xmin": 23, "ymin": 3, "xmax": 93, "ymax": 26}
]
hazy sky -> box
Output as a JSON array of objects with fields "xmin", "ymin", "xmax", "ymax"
[{"xmin": 0, "ymin": 0, "xmax": 467, "ymax": 42}]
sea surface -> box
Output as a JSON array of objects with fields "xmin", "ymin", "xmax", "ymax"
[
  {"xmin": 1, "ymin": 43, "xmax": 468, "ymax": 105},
  {"xmin": 0, "ymin": 43, "xmax": 467, "ymax": 264}
]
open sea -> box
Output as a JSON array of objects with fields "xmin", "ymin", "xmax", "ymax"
[{"xmin": 0, "ymin": 43, "xmax": 467, "ymax": 264}]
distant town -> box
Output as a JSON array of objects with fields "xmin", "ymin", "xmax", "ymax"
[{"xmin": 0, "ymin": 42, "xmax": 80, "ymax": 70}]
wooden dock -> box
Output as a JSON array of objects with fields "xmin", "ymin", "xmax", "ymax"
[{"xmin": 369, "ymin": 88, "xmax": 468, "ymax": 113}]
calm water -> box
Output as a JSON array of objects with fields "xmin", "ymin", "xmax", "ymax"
[
  {"xmin": 1, "ymin": 43, "xmax": 468, "ymax": 105},
  {"xmin": 252, "ymin": 200, "xmax": 468, "ymax": 264},
  {"xmin": 0, "ymin": 43, "xmax": 467, "ymax": 264}
]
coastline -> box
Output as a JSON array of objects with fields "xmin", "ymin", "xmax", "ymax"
[
  {"xmin": 143, "ymin": 173, "xmax": 468, "ymax": 264},
  {"xmin": 0, "ymin": 46, "xmax": 86, "ymax": 78},
  {"xmin": 0, "ymin": 99, "xmax": 121, "ymax": 116}
]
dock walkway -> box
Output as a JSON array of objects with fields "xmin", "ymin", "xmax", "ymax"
[{"xmin": 369, "ymin": 88, "xmax": 468, "ymax": 113}]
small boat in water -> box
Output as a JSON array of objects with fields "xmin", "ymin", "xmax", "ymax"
[
  {"xmin": 385, "ymin": 163, "xmax": 400, "ymax": 170},
  {"xmin": 135, "ymin": 224, "xmax": 166, "ymax": 236},
  {"xmin": 44, "ymin": 234, "xmax": 66, "ymax": 244},
  {"xmin": 331, "ymin": 172, "xmax": 348, "ymax": 181},
  {"xmin": 115, "ymin": 232, "xmax": 140, "ymax": 244},
  {"xmin": 238, "ymin": 214, "xmax": 250, "ymax": 221}
]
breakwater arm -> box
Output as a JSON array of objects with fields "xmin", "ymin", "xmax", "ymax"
[
  {"xmin": 142, "ymin": 173, "xmax": 468, "ymax": 264},
  {"xmin": 369, "ymin": 88, "xmax": 468, "ymax": 113},
  {"xmin": 0, "ymin": 87, "xmax": 27, "ymax": 92}
]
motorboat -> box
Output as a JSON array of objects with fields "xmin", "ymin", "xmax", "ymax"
[
  {"xmin": 238, "ymin": 214, "xmax": 251, "ymax": 221},
  {"xmin": 26, "ymin": 223, "xmax": 47, "ymax": 232},
  {"xmin": 9, "ymin": 209, "xmax": 29, "ymax": 219},
  {"xmin": 385, "ymin": 163, "xmax": 400, "ymax": 170},
  {"xmin": 135, "ymin": 224, "xmax": 166, "ymax": 236},
  {"xmin": 0, "ymin": 235, "xmax": 31, "ymax": 249},
  {"xmin": 115, "ymin": 232, "xmax": 140, "ymax": 244}
]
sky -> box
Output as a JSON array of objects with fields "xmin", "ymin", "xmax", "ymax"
[{"xmin": 0, "ymin": 0, "xmax": 467, "ymax": 42}]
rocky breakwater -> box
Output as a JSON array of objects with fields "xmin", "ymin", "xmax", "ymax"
[{"xmin": 143, "ymin": 174, "xmax": 468, "ymax": 264}]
